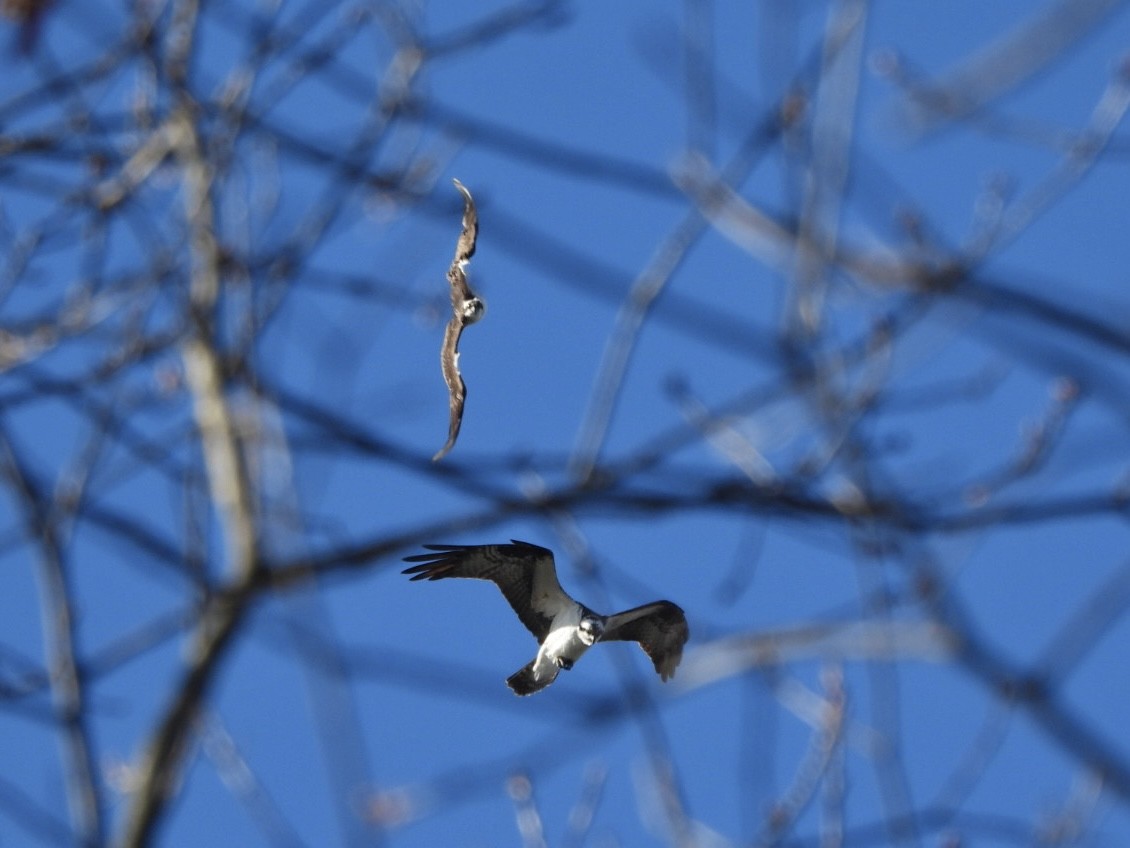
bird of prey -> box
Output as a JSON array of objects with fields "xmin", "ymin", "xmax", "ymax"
[
  {"xmin": 432, "ymin": 178, "xmax": 485, "ymax": 462},
  {"xmin": 403, "ymin": 540, "xmax": 689, "ymax": 696}
]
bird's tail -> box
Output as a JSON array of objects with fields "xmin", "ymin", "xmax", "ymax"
[{"xmin": 506, "ymin": 660, "xmax": 555, "ymax": 696}]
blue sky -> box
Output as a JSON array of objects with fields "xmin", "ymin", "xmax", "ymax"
[{"xmin": 3, "ymin": 0, "xmax": 1130, "ymax": 846}]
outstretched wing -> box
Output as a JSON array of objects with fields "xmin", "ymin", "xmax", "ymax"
[
  {"xmin": 432, "ymin": 316, "xmax": 466, "ymax": 462},
  {"xmin": 602, "ymin": 601, "xmax": 689, "ymax": 681},
  {"xmin": 432, "ymin": 178, "xmax": 483, "ymax": 462},
  {"xmin": 451, "ymin": 178, "xmax": 478, "ymax": 273},
  {"xmin": 403, "ymin": 540, "xmax": 572, "ymax": 642}
]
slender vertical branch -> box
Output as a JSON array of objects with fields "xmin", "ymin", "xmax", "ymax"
[
  {"xmin": 118, "ymin": 592, "xmax": 250, "ymax": 848},
  {"xmin": 0, "ymin": 427, "xmax": 105, "ymax": 847},
  {"xmin": 118, "ymin": 2, "xmax": 264, "ymax": 843}
]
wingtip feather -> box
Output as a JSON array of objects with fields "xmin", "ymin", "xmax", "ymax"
[{"xmin": 506, "ymin": 661, "xmax": 551, "ymax": 696}]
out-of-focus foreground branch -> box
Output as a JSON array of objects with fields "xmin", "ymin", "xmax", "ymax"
[{"xmin": 1, "ymin": 1, "xmax": 1129, "ymax": 846}]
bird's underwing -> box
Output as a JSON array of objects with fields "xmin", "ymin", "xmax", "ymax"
[
  {"xmin": 433, "ymin": 179, "xmax": 485, "ymax": 461},
  {"xmin": 403, "ymin": 540, "xmax": 689, "ymax": 695}
]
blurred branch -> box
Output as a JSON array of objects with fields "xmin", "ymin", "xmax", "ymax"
[
  {"xmin": 675, "ymin": 151, "xmax": 951, "ymax": 292},
  {"xmin": 0, "ymin": 424, "xmax": 105, "ymax": 846},
  {"xmin": 119, "ymin": 590, "xmax": 252, "ymax": 847},
  {"xmin": 895, "ymin": 0, "xmax": 1126, "ymax": 136},
  {"xmin": 570, "ymin": 99, "xmax": 793, "ymax": 481},
  {"xmin": 681, "ymin": 0, "xmax": 717, "ymax": 157},
  {"xmin": 175, "ymin": 101, "xmax": 259, "ymax": 579},
  {"xmin": 964, "ymin": 61, "xmax": 1130, "ymax": 259},
  {"xmin": 0, "ymin": 771, "xmax": 73, "ymax": 847},
  {"xmin": 198, "ymin": 711, "xmax": 306, "ymax": 848},
  {"xmin": 506, "ymin": 772, "xmax": 548, "ymax": 848},
  {"xmin": 675, "ymin": 619, "xmax": 956, "ymax": 693},
  {"xmin": 930, "ymin": 578, "xmax": 1130, "ymax": 803},
  {"xmin": 2, "ymin": 1, "xmax": 1129, "ymax": 845},
  {"xmin": 562, "ymin": 761, "xmax": 608, "ymax": 848},
  {"xmin": 1038, "ymin": 560, "xmax": 1130, "ymax": 684},
  {"xmin": 787, "ymin": 0, "xmax": 868, "ymax": 341},
  {"xmin": 120, "ymin": 4, "xmax": 264, "ymax": 842},
  {"xmin": 569, "ymin": 207, "xmax": 711, "ymax": 481},
  {"xmin": 759, "ymin": 666, "xmax": 845, "ymax": 846}
]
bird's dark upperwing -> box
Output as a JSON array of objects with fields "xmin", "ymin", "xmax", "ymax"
[
  {"xmin": 451, "ymin": 179, "xmax": 478, "ymax": 271},
  {"xmin": 432, "ymin": 316, "xmax": 466, "ymax": 462},
  {"xmin": 602, "ymin": 601, "xmax": 689, "ymax": 681},
  {"xmin": 402, "ymin": 541, "xmax": 569, "ymax": 642}
]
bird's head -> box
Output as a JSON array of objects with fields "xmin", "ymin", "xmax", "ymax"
[
  {"xmin": 578, "ymin": 616, "xmax": 604, "ymax": 646},
  {"xmin": 462, "ymin": 296, "xmax": 485, "ymax": 324}
]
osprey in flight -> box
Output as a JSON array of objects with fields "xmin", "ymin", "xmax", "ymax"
[
  {"xmin": 432, "ymin": 178, "xmax": 485, "ymax": 462},
  {"xmin": 403, "ymin": 540, "xmax": 689, "ymax": 695}
]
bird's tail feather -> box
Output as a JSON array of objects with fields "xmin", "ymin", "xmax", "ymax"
[{"xmin": 506, "ymin": 661, "xmax": 555, "ymax": 696}]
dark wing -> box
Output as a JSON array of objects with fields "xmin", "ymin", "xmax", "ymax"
[
  {"xmin": 403, "ymin": 540, "xmax": 572, "ymax": 642},
  {"xmin": 602, "ymin": 601, "xmax": 689, "ymax": 681},
  {"xmin": 451, "ymin": 178, "xmax": 478, "ymax": 269},
  {"xmin": 432, "ymin": 179, "xmax": 483, "ymax": 462},
  {"xmin": 447, "ymin": 179, "xmax": 482, "ymax": 309},
  {"xmin": 432, "ymin": 316, "xmax": 466, "ymax": 462}
]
